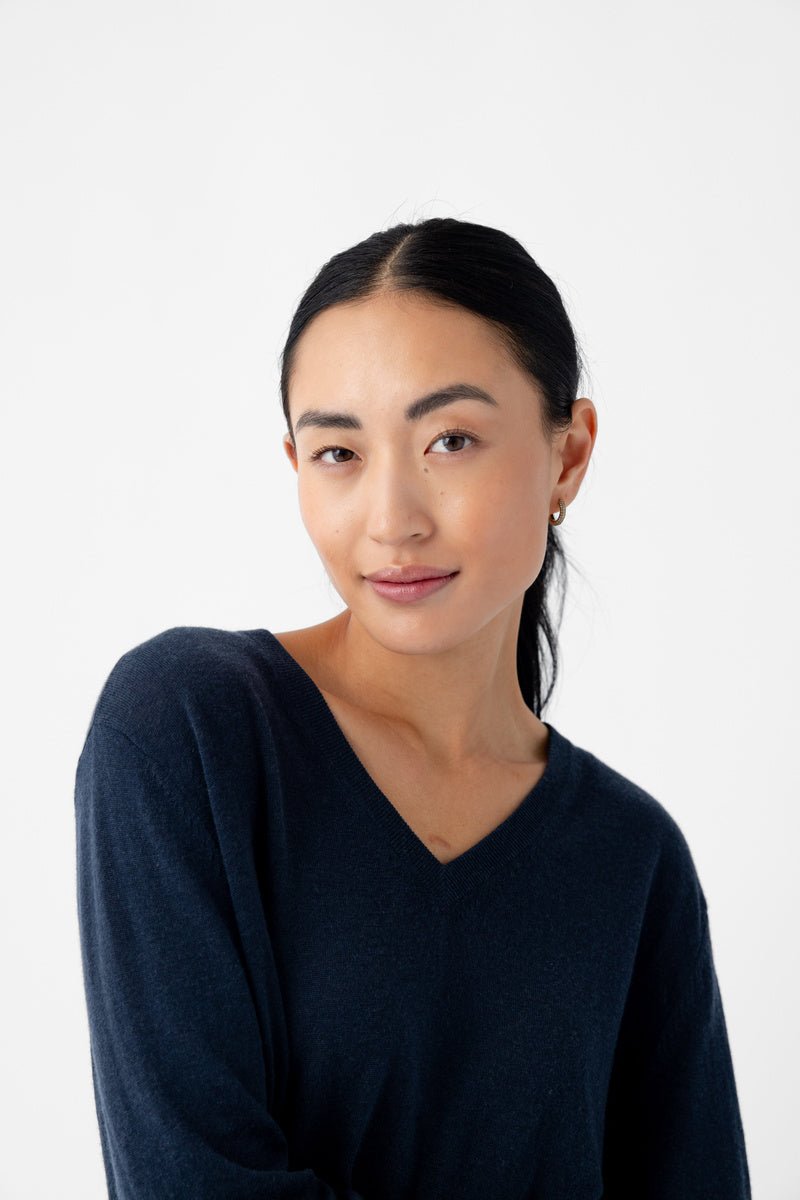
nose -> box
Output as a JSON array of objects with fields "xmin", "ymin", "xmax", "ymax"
[{"xmin": 363, "ymin": 458, "xmax": 436, "ymax": 545}]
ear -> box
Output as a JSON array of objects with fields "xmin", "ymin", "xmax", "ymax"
[
  {"xmin": 282, "ymin": 433, "xmax": 299, "ymax": 473},
  {"xmin": 550, "ymin": 397, "xmax": 597, "ymax": 504}
]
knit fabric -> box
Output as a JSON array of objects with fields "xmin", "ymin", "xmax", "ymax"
[{"xmin": 74, "ymin": 625, "xmax": 751, "ymax": 1199}]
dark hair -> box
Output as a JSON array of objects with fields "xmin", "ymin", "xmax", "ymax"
[{"xmin": 278, "ymin": 217, "xmax": 589, "ymax": 717}]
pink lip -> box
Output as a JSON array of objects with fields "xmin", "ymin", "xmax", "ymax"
[
  {"xmin": 364, "ymin": 565, "xmax": 457, "ymax": 583},
  {"xmin": 367, "ymin": 572, "xmax": 458, "ymax": 604}
]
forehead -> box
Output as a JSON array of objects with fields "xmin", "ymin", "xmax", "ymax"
[{"xmin": 289, "ymin": 291, "xmax": 516, "ymax": 399}]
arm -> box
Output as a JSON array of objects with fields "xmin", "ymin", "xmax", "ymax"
[
  {"xmin": 75, "ymin": 718, "xmax": 366, "ymax": 1200},
  {"xmin": 601, "ymin": 902, "xmax": 751, "ymax": 1198}
]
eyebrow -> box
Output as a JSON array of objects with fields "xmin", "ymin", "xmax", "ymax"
[{"xmin": 293, "ymin": 382, "xmax": 499, "ymax": 435}]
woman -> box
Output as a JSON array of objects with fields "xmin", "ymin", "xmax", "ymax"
[{"xmin": 75, "ymin": 217, "xmax": 751, "ymax": 1198}]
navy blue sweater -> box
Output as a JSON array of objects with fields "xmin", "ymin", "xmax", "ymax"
[{"xmin": 74, "ymin": 625, "xmax": 751, "ymax": 1199}]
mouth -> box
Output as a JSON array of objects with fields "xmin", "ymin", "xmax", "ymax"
[
  {"xmin": 364, "ymin": 566, "xmax": 459, "ymax": 584},
  {"xmin": 365, "ymin": 571, "xmax": 459, "ymax": 604}
]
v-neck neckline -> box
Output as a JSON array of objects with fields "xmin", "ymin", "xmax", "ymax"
[{"xmin": 248, "ymin": 627, "xmax": 577, "ymax": 913}]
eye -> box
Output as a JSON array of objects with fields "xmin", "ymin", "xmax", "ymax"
[
  {"xmin": 307, "ymin": 427, "xmax": 480, "ymax": 467},
  {"xmin": 307, "ymin": 444, "xmax": 356, "ymax": 466},
  {"xmin": 429, "ymin": 427, "xmax": 479, "ymax": 455}
]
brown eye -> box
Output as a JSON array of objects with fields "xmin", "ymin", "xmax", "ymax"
[
  {"xmin": 308, "ymin": 445, "xmax": 355, "ymax": 465},
  {"xmin": 429, "ymin": 430, "xmax": 477, "ymax": 454}
]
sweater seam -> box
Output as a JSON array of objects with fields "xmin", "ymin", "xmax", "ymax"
[
  {"xmin": 90, "ymin": 716, "xmax": 195, "ymax": 799},
  {"xmin": 88, "ymin": 716, "xmax": 223, "ymax": 874},
  {"xmin": 650, "ymin": 900, "xmax": 710, "ymax": 1064}
]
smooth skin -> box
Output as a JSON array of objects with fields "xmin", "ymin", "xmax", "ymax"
[{"xmin": 281, "ymin": 289, "xmax": 597, "ymax": 787}]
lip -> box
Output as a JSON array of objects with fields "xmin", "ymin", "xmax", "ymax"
[
  {"xmin": 366, "ymin": 572, "xmax": 458, "ymax": 604},
  {"xmin": 364, "ymin": 565, "xmax": 458, "ymax": 583}
]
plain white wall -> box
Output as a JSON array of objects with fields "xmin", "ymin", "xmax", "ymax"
[{"xmin": 1, "ymin": 0, "xmax": 797, "ymax": 1195}]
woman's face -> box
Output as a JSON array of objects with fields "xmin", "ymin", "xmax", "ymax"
[{"xmin": 283, "ymin": 289, "xmax": 575, "ymax": 655}]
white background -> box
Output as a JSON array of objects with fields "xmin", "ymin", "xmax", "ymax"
[{"xmin": 2, "ymin": 0, "xmax": 797, "ymax": 1196}]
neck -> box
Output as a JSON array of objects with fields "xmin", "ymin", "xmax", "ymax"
[{"xmin": 317, "ymin": 607, "xmax": 547, "ymax": 772}]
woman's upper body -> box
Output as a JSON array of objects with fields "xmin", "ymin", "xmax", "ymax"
[{"xmin": 74, "ymin": 622, "xmax": 752, "ymax": 1200}]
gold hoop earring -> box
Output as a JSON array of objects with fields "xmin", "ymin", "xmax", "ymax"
[{"xmin": 549, "ymin": 499, "xmax": 566, "ymax": 526}]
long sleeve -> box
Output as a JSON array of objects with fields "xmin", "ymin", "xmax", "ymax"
[
  {"xmin": 601, "ymin": 900, "xmax": 751, "ymax": 1198},
  {"xmin": 74, "ymin": 716, "xmax": 366, "ymax": 1200}
]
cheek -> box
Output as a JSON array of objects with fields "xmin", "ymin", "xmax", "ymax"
[
  {"xmin": 463, "ymin": 475, "xmax": 547, "ymax": 584},
  {"xmin": 297, "ymin": 481, "xmax": 354, "ymax": 564},
  {"xmin": 297, "ymin": 482, "xmax": 332, "ymax": 546}
]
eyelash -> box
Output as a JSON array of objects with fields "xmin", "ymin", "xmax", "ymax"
[{"xmin": 307, "ymin": 427, "xmax": 481, "ymax": 467}]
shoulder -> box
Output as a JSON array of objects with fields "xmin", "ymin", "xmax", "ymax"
[
  {"xmin": 82, "ymin": 626, "xmax": 282, "ymax": 780},
  {"xmin": 89, "ymin": 625, "xmax": 255, "ymax": 717},
  {"xmin": 566, "ymin": 735, "xmax": 708, "ymax": 933},
  {"xmin": 572, "ymin": 738, "xmax": 697, "ymax": 862}
]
